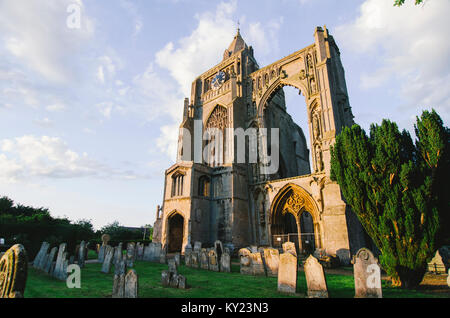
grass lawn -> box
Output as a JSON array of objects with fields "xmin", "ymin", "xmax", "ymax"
[{"xmin": 24, "ymin": 257, "xmax": 445, "ymax": 298}]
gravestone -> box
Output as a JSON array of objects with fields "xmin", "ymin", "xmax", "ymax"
[
  {"xmin": 143, "ymin": 244, "xmax": 152, "ymax": 261},
  {"xmin": 185, "ymin": 250, "xmax": 192, "ymax": 267},
  {"xmin": 0, "ymin": 244, "xmax": 28, "ymax": 298},
  {"xmin": 160, "ymin": 249, "xmax": 166, "ymax": 264},
  {"xmin": 220, "ymin": 250, "xmax": 231, "ymax": 273},
  {"xmin": 113, "ymin": 243, "xmax": 123, "ymax": 266},
  {"xmin": 112, "ymin": 255, "xmax": 127, "ymax": 298},
  {"xmin": 168, "ymin": 258, "xmax": 178, "ymax": 274},
  {"xmin": 191, "ymin": 252, "xmax": 199, "ymax": 268},
  {"xmin": 124, "ymin": 269, "xmax": 138, "ymax": 298},
  {"xmin": 239, "ymin": 248, "xmax": 253, "ymax": 275},
  {"xmin": 282, "ymin": 242, "xmax": 297, "ymax": 257},
  {"xmin": 78, "ymin": 241, "xmax": 86, "ymax": 268},
  {"xmin": 174, "ymin": 253, "xmax": 181, "ymax": 267},
  {"xmin": 214, "ymin": 240, "xmax": 224, "ymax": 261},
  {"xmin": 200, "ymin": 249, "xmax": 209, "ymax": 270},
  {"xmin": 249, "ymin": 245, "xmax": 258, "ymax": 253},
  {"xmin": 352, "ymin": 248, "xmax": 382, "ymax": 298},
  {"xmin": 98, "ymin": 245, "xmax": 106, "ymax": 263},
  {"xmin": 101, "ymin": 234, "xmax": 110, "ymax": 246},
  {"xmin": 53, "ymin": 243, "xmax": 67, "ymax": 280},
  {"xmin": 126, "ymin": 242, "xmax": 135, "ymax": 267},
  {"xmin": 193, "ymin": 241, "xmax": 202, "ymax": 252},
  {"xmin": 44, "ymin": 247, "xmax": 57, "ymax": 274},
  {"xmin": 263, "ymin": 248, "xmax": 280, "ymax": 277},
  {"xmin": 304, "ymin": 255, "xmax": 328, "ymax": 298},
  {"xmin": 427, "ymin": 250, "xmax": 446, "ymax": 274},
  {"xmin": 101, "ymin": 245, "xmax": 114, "ymax": 274},
  {"xmin": 136, "ymin": 243, "xmax": 144, "ymax": 261},
  {"xmin": 33, "ymin": 242, "xmax": 49, "ymax": 269},
  {"xmin": 251, "ymin": 252, "xmax": 265, "ymax": 276},
  {"xmin": 208, "ymin": 250, "xmax": 219, "ymax": 272},
  {"xmin": 161, "ymin": 270, "xmax": 171, "ymax": 287},
  {"xmin": 277, "ymin": 252, "xmax": 297, "ymax": 294}
]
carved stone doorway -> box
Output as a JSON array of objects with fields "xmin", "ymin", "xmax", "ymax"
[{"xmin": 168, "ymin": 213, "xmax": 184, "ymax": 253}]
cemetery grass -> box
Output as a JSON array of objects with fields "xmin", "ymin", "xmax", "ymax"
[{"xmin": 24, "ymin": 260, "xmax": 444, "ymax": 298}]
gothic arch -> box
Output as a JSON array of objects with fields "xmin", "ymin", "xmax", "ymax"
[
  {"xmin": 205, "ymin": 104, "xmax": 229, "ymax": 129},
  {"xmin": 269, "ymin": 183, "xmax": 322, "ymax": 251},
  {"xmin": 166, "ymin": 210, "xmax": 186, "ymax": 253},
  {"xmin": 256, "ymin": 78, "xmax": 309, "ymax": 122}
]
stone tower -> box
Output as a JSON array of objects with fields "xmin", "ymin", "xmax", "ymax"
[{"xmin": 153, "ymin": 26, "xmax": 367, "ymax": 263}]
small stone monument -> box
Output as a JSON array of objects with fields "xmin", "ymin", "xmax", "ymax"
[
  {"xmin": 352, "ymin": 248, "xmax": 382, "ymax": 298},
  {"xmin": 277, "ymin": 252, "xmax": 297, "ymax": 294},
  {"xmin": 208, "ymin": 250, "xmax": 219, "ymax": 272},
  {"xmin": 200, "ymin": 249, "xmax": 209, "ymax": 270},
  {"xmin": 191, "ymin": 252, "xmax": 199, "ymax": 268},
  {"xmin": 174, "ymin": 253, "xmax": 181, "ymax": 266},
  {"xmin": 0, "ymin": 244, "xmax": 28, "ymax": 298},
  {"xmin": 282, "ymin": 242, "xmax": 297, "ymax": 257},
  {"xmin": 124, "ymin": 269, "xmax": 138, "ymax": 298},
  {"xmin": 263, "ymin": 248, "xmax": 280, "ymax": 277},
  {"xmin": 220, "ymin": 250, "xmax": 231, "ymax": 273},
  {"xmin": 101, "ymin": 234, "xmax": 111, "ymax": 245},
  {"xmin": 239, "ymin": 248, "xmax": 253, "ymax": 275},
  {"xmin": 112, "ymin": 255, "xmax": 127, "ymax": 298},
  {"xmin": 78, "ymin": 241, "xmax": 86, "ymax": 268},
  {"xmin": 44, "ymin": 247, "xmax": 58, "ymax": 274},
  {"xmin": 251, "ymin": 252, "xmax": 265, "ymax": 276},
  {"xmin": 168, "ymin": 258, "xmax": 178, "ymax": 274},
  {"xmin": 126, "ymin": 242, "xmax": 135, "ymax": 267},
  {"xmin": 304, "ymin": 255, "xmax": 328, "ymax": 298},
  {"xmin": 101, "ymin": 245, "xmax": 114, "ymax": 274},
  {"xmin": 193, "ymin": 241, "xmax": 202, "ymax": 252}
]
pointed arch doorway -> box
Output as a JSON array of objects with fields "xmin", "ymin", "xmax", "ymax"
[
  {"xmin": 168, "ymin": 213, "xmax": 184, "ymax": 253},
  {"xmin": 270, "ymin": 184, "xmax": 321, "ymax": 254}
]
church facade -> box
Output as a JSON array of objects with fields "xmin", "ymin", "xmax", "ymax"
[{"xmin": 152, "ymin": 26, "xmax": 368, "ymax": 264}]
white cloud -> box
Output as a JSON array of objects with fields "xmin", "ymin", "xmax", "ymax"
[
  {"xmin": 46, "ymin": 103, "xmax": 66, "ymax": 112},
  {"xmin": 0, "ymin": 135, "xmax": 147, "ymax": 182},
  {"xmin": 0, "ymin": 0, "xmax": 94, "ymax": 83},
  {"xmin": 335, "ymin": 0, "xmax": 450, "ymax": 121},
  {"xmin": 33, "ymin": 117, "xmax": 54, "ymax": 128}
]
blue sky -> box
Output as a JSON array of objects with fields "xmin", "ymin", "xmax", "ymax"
[{"xmin": 0, "ymin": 0, "xmax": 448, "ymax": 229}]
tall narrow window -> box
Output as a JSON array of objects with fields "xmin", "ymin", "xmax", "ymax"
[
  {"xmin": 171, "ymin": 172, "xmax": 185, "ymax": 197},
  {"xmin": 198, "ymin": 176, "xmax": 210, "ymax": 197}
]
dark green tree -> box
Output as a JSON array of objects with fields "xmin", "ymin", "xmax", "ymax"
[{"xmin": 330, "ymin": 110, "xmax": 449, "ymax": 288}]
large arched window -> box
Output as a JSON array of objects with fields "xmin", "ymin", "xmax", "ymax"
[
  {"xmin": 205, "ymin": 105, "xmax": 228, "ymax": 167},
  {"xmin": 198, "ymin": 175, "xmax": 210, "ymax": 197}
]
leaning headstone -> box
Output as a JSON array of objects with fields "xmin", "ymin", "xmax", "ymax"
[
  {"xmin": 33, "ymin": 242, "xmax": 49, "ymax": 269},
  {"xmin": 126, "ymin": 242, "xmax": 135, "ymax": 267},
  {"xmin": 239, "ymin": 248, "xmax": 253, "ymax": 275},
  {"xmin": 208, "ymin": 250, "xmax": 219, "ymax": 272},
  {"xmin": 277, "ymin": 252, "xmax": 297, "ymax": 294},
  {"xmin": 263, "ymin": 248, "xmax": 280, "ymax": 277},
  {"xmin": 101, "ymin": 245, "xmax": 114, "ymax": 274},
  {"xmin": 282, "ymin": 242, "xmax": 297, "ymax": 257},
  {"xmin": 251, "ymin": 252, "xmax": 265, "ymax": 276},
  {"xmin": 304, "ymin": 255, "xmax": 328, "ymax": 298},
  {"xmin": 124, "ymin": 269, "xmax": 138, "ymax": 298},
  {"xmin": 0, "ymin": 244, "xmax": 28, "ymax": 298},
  {"xmin": 200, "ymin": 249, "xmax": 209, "ymax": 270},
  {"xmin": 352, "ymin": 248, "xmax": 382, "ymax": 298},
  {"xmin": 98, "ymin": 245, "xmax": 106, "ymax": 263},
  {"xmin": 44, "ymin": 247, "xmax": 58, "ymax": 274},
  {"xmin": 220, "ymin": 250, "xmax": 231, "ymax": 273},
  {"xmin": 53, "ymin": 243, "xmax": 67, "ymax": 280},
  {"xmin": 112, "ymin": 255, "xmax": 127, "ymax": 298},
  {"xmin": 78, "ymin": 241, "xmax": 86, "ymax": 268}
]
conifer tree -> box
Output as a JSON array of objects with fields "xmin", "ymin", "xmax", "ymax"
[{"xmin": 330, "ymin": 109, "xmax": 449, "ymax": 288}]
